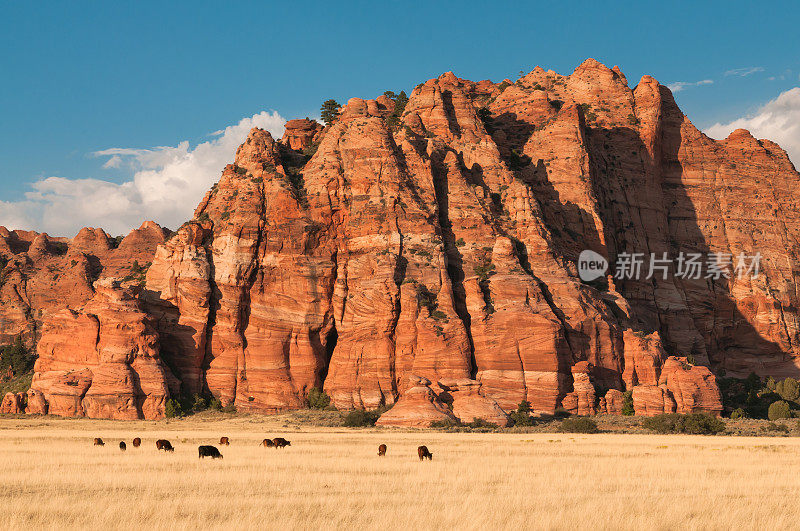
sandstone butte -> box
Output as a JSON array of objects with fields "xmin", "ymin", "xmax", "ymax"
[{"xmin": 2, "ymin": 58, "xmax": 800, "ymax": 424}]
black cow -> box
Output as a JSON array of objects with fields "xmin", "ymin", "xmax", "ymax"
[
  {"xmin": 199, "ymin": 445, "xmax": 223, "ymax": 459},
  {"xmin": 272, "ymin": 437, "xmax": 291, "ymax": 448},
  {"xmin": 93, "ymin": 438, "xmax": 104, "ymax": 446},
  {"xmin": 119, "ymin": 441, "xmax": 127, "ymax": 451}
]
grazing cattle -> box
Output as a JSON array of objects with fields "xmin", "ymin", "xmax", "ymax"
[
  {"xmin": 119, "ymin": 441, "xmax": 127, "ymax": 451},
  {"xmin": 199, "ymin": 445, "xmax": 223, "ymax": 459},
  {"xmin": 219, "ymin": 436, "xmax": 230, "ymax": 446},
  {"xmin": 132, "ymin": 437, "xmax": 141, "ymax": 448},
  {"xmin": 156, "ymin": 439, "xmax": 174, "ymax": 452},
  {"xmin": 261, "ymin": 438, "xmax": 275, "ymax": 447},
  {"xmin": 272, "ymin": 437, "xmax": 291, "ymax": 448},
  {"xmin": 378, "ymin": 444, "xmax": 387, "ymax": 456},
  {"xmin": 417, "ymin": 445, "xmax": 432, "ymax": 461},
  {"xmin": 93, "ymin": 438, "xmax": 104, "ymax": 446}
]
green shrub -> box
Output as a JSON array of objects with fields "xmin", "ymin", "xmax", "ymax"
[
  {"xmin": 343, "ymin": 409, "xmax": 382, "ymax": 427},
  {"xmin": 510, "ymin": 400, "xmax": 535, "ymax": 427},
  {"xmin": 306, "ymin": 387, "xmax": 331, "ymax": 409},
  {"xmin": 430, "ymin": 417, "xmax": 461, "ymax": 429},
  {"xmin": 0, "ymin": 337, "xmax": 35, "ymax": 375},
  {"xmin": 679, "ymin": 413, "xmax": 726, "ymax": 434},
  {"xmin": 764, "ymin": 422, "xmax": 790, "ymax": 433},
  {"xmin": 467, "ymin": 418, "xmax": 498, "ymax": 429},
  {"xmin": 776, "ymin": 378, "xmax": 800, "ymax": 401},
  {"xmin": 642, "ymin": 413, "xmax": 725, "ymax": 435},
  {"xmin": 165, "ymin": 399, "xmax": 184, "ymax": 418},
  {"xmin": 208, "ymin": 397, "xmax": 222, "ymax": 411},
  {"xmin": 621, "ymin": 390, "xmax": 635, "ymax": 416},
  {"xmin": 730, "ymin": 408, "xmax": 746, "ymax": 419},
  {"xmin": 558, "ymin": 417, "xmax": 599, "ymax": 434},
  {"xmin": 768, "ymin": 400, "xmax": 792, "ymax": 420},
  {"xmin": 190, "ymin": 393, "xmax": 207, "ymax": 412}
]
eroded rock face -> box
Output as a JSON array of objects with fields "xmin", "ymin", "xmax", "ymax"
[
  {"xmin": 281, "ymin": 118, "xmax": 323, "ymax": 151},
  {"xmin": 10, "ymin": 58, "xmax": 800, "ymax": 419},
  {"xmin": 0, "ymin": 222, "xmax": 169, "ymax": 346},
  {"xmin": 141, "ymin": 59, "xmax": 800, "ymax": 418},
  {"xmin": 0, "ymin": 392, "xmax": 25, "ymax": 414},
  {"xmin": 374, "ymin": 376, "xmax": 457, "ymax": 428},
  {"xmin": 30, "ymin": 280, "xmax": 173, "ymax": 419}
]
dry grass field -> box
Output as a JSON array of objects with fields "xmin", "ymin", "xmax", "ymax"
[{"xmin": 1, "ymin": 415, "xmax": 800, "ymax": 530}]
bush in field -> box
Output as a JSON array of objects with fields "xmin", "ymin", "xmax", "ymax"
[
  {"xmin": 775, "ymin": 378, "xmax": 800, "ymax": 402},
  {"xmin": 558, "ymin": 417, "xmax": 599, "ymax": 434},
  {"xmin": 306, "ymin": 387, "xmax": 331, "ymax": 409},
  {"xmin": 165, "ymin": 399, "xmax": 183, "ymax": 418},
  {"xmin": 343, "ymin": 408, "xmax": 389, "ymax": 427},
  {"xmin": 768, "ymin": 400, "xmax": 792, "ymax": 420},
  {"xmin": 510, "ymin": 400, "xmax": 535, "ymax": 426},
  {"xmin": 642, "ymin": 413, "xmax": 725, "ymax": 435},
  {"xmin": 621, "ymin": 390, "xmax": 635, "ymax": 416}
]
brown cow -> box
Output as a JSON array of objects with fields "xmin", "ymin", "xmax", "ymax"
[
  {"xmin": 272, "ymin": 437, "xmax": 291, "ymax": 448},
  {"xmin": 119, "ymin": 441, "xmax": 127, "ymax": 451},
  {"xmin": 417, "ymin": 445, "xmax": 432, "ymax": 461},
  {"xmin": 93, "ymin": 438, "xmax": 104, "ymax": 446},
  {"xmin": 378, "ymin": 444, "xmax": 387, "ymax": 456},
  {"xmin": 261, "ymin": 438, "xmax": 275, "ymax": 448},
  {"xmin": 219, "ymin": 436, "xmax": 230, "ymax": 446},
  {"xmin": 132, "ymin": 437, "xmax": 141, "ymax": 448},
  {"xmin": 156, "ymin": 439, "xmax": 174, "ymax": 452}
]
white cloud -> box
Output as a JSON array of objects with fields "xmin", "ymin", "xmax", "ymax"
[
  {"xmin": 705, "ymin": 87, "xmax": 800, "ymax": 168},
  {"xmin": 0, "ymin": 111, "xmax": 286, "ymax": 237},
  {"xmin": 667, "ymin": 79, "xmax": 714, "ymax": 92},
  {"xmin": 724, "ymin": 67, "xmax": 764, "ymax": 77}
]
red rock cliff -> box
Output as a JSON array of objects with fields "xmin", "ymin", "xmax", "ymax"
[{"xmin": 11, "ymin": 59, "xmax": 800, "ymax": 420}]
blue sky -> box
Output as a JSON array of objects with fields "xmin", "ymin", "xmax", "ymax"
[{"xmin": 1, "ymin": 0, "xmax": 799, "ymax": 235}]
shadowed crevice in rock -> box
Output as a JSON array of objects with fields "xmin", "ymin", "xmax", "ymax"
[{"xmin": 430, "ymin": 148, "xmax": 477, "ymax": 378}]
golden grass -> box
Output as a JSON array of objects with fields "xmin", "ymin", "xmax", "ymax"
[{"xmin": 2, "ymin": 416, "xmax": 800, "ymax": 530}]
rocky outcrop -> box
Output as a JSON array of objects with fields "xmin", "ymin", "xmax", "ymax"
[
  {"xmin": 0, "ymin": 392, "xmax": 25, "ymax": 414},
  {"xmin": 0, "ymin": 221, "xmax": 169, "ymax": 346},
  {"xmin": 374, "ymin": 376, "xmax": 457, "ymax": 428},
  {"xmin": 281, "ymin": 118, "xmax": 323, "ymax": 151},
  {"xmin": 30, "ymin": 279, "xmax": 173, "ymax": 419},
  {"xmin": 10, "ymin": 58, "xmax": 800, "ymax": 420},
  {"xmin": 437, "ymin": 378, "xmax": 510, "ymax": 426},
  {"xmin": 659, "ymin": 357, "xmax": 723, "ymax": 415}
]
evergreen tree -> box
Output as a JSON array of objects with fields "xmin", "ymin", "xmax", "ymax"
[{"xmin": 320, "ymin": 99, "xmax": 341, "ymax": 127}]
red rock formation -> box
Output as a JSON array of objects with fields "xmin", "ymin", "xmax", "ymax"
[
  {"xmin": 632, "ymin": 385, "xmax": 676, "ymax": 416},
  {"xmin": 0, "ymin": 392, "xmax": 25, "ymax": 414},
  {"xmin": 30, "ymin": 279, "xmax": 173, "ymax": 419},
  {"xmin": 375, "ymin": 376, "xmax": 457, "ymax": 428},
  {"xmin": 437, "ymin": 378, "xmax": 510, "ymax": 426},
  {"xmin": 281, "ymin": 118, "xmax": 323, "ymax": 151},
  {"xmin": 659, "ymin": 357, "xmax": 723, "ymax": 415},
  {"xmin": 599, "ymin": 389, "xmax": 624, "ymax": 415},
  {"xmin": 0, "ymin": 221, "xmax": 169, "ymax": 346},
  {"xmin": 12, "ymin": 58, "xmax": 800, "ymax": 419}
]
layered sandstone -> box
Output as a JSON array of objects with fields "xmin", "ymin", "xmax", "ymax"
[
  {"xmin": 11, "ymin": 58, "xmax": 800, "ymax": 420},
  {"xmin": 282, "ymin": 118, "xmax": 324, "ymax": 151},
  {"xmin": 0, "ymin": 221, "xmax": 169, "ymax": 346},
  {"xmin": 29, "ymin": 279, "xmax": 173, "ymax": 419}
]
